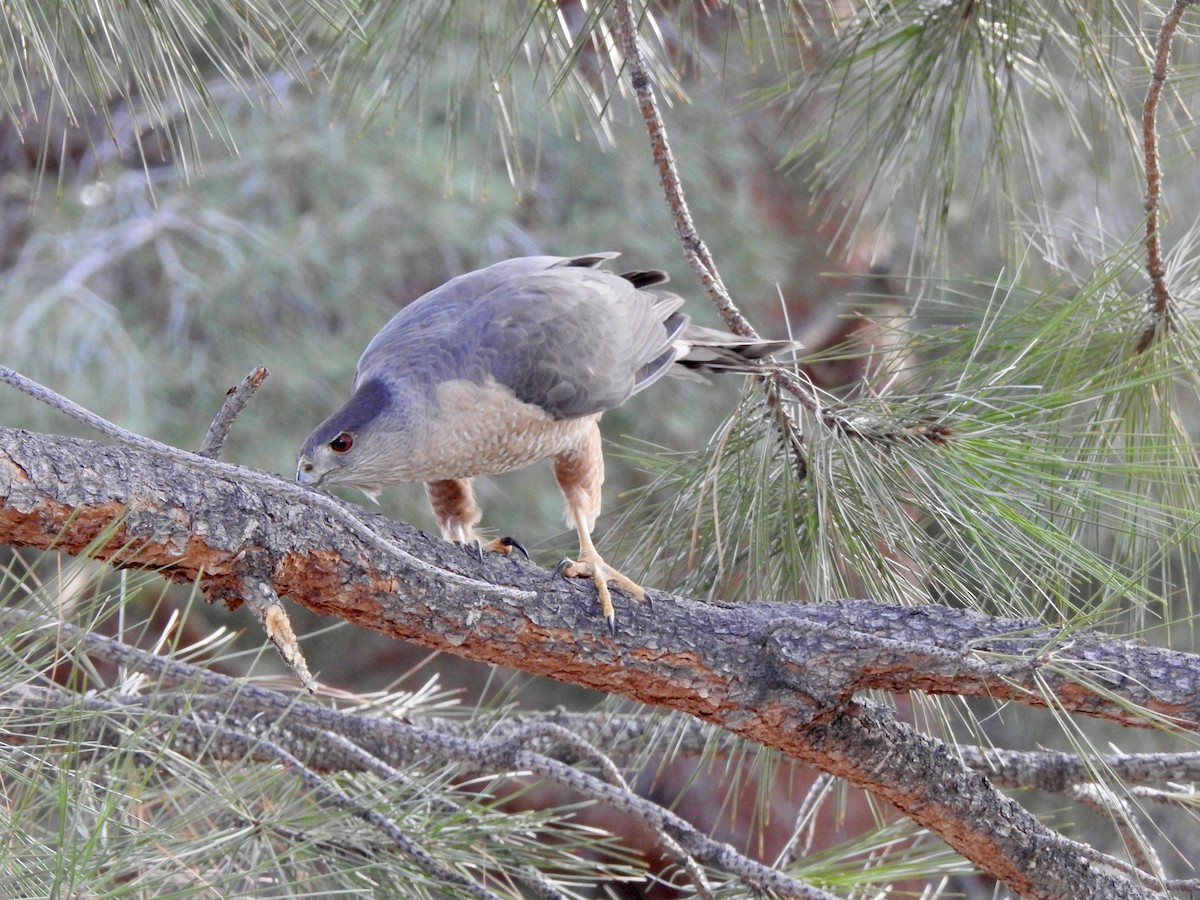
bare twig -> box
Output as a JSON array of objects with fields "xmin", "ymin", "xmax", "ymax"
[
  {"xmin": 1072, "ymin": 784, "xmax": 1160, "ymax": 878},
  {"xmin": 244, "ymin": 738, "xmax": 503, "ymax": 899},
  {"xmin": 1074, "ymin": 845, "xmax": 1199, "ymax": 896},
  {"xmin": 0, "ymin": 366, "xmax": 534, "ymax": 602},
  {"xmin": 778, "ymin": 772, "xmax": 835, "ymax": 867},
  {"xmin": 1129, "ymin": 784, "xmax": 1200, "ymax": 807},
  {"xmin": 500, "ymin": 720, "xmax": 628, "ymax": 787},
  {"xmin": 611, "ymin": 0, "xmax": 751, "ymax": 339},
  {"xmin": 1135, "ymin": 0, "xmax": 1197, "ymax": 354},
  {"xmin": 199, "ymin": 365, "xmax": 269, "ymax": 458}
]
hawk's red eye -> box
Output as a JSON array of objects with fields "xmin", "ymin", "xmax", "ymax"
[{"xmin": 329, "ymin": 433, "xmax": 354, "ymax": 453}]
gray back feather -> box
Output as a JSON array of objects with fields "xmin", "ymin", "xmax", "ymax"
[{"xmin": 355, "ymin": 254, "xmax": 690, "ymax": 421}]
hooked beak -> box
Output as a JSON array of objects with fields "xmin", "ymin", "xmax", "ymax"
[{"xmin": 296, "ymin": 457, "xmax": 320, "ymax": 487}]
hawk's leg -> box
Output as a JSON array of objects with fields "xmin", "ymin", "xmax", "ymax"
[
  {"xmin": 426, "ymin": 478, "xmax": 523, "ymax": 556},
  {"xmin": 553, "ymin": 418, "xmax": 645, "ymax": 635}
]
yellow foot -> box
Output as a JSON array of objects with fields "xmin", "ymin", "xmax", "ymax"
[{"xmin": 556, "ymin": 553, "xmax": 646, "ymax": 637}]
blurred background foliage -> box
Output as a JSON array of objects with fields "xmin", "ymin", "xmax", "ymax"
[{"xmin": 3, "ymin": 0, "xmax": 1200, "ymax": 895}]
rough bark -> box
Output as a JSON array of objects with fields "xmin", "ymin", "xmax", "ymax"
[{"xmin": 2, "ymin": 424, "xmax": 1190, "ymax": 898}]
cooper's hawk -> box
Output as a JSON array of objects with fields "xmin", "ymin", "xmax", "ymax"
[{"xmin": 296, "ymin": 253, "xmax": 794, "ymax": 633}]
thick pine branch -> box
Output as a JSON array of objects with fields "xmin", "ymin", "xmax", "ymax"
[{"xmin": 0, "ymin": 423, "xmax": 1190, "ymax": 896}]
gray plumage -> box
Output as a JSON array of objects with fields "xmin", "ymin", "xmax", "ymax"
[
  {"xmin": 353, "ymin": 253, "xmax": 685, "ymax": 421},
  {"xmin": 295, "ymin": 252, "xmax": 799, "ymax": 632}
]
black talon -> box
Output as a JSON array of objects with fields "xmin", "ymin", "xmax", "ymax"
[
  {"xmin": 605, "ymin": 612, "xmax": 617, "ymax": 638},
  {"xmin": 554, "ymin": 558, "xmax": 572, "ymax": 577},
  {"xmin": 471, "ymin": 540, "xmax": 484, "ymax": 561},
  {"xmin": 499, "ymin": 536, "xmax": 529, "ymax": 559}
]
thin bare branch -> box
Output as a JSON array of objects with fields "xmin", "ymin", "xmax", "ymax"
[
  {"xmin": 243, "ymin": 576, "xmax": 316, "ymax": 693},
  {"xmin": 502, "ymin": 720, "xmax": 629, "ymax": 787},
  {"xmin": 610, "ymin": 0, "xmax": 749, "ymax": 338},
  {"xmin": 960, "ymin": 745, "xmax": 1200, "ymax": 790},
  {"xmin": 1135, "ymin": 0, "xmax": 1197, "ymax": 353},
  {"xmin": 779, "ymin": 772, "xmax": 836, "ymax": 868},
  {"xmin": 199, "ymin": 365, "xmax": 269, "ymax": 458},
  {"xmin": 312, "ymin": 729, "xmax": 574, "ymax": 900},
  {"xmin": 610, "ymin": 0, "xmax": 822, "ymax": 482},
  {"xmin": 237, "ymin": 732, "xmax": 503, "ymax": 900},
  {"xmin": 1072, "ymin": 784, "xmax": 1160, "ymax": 878}
]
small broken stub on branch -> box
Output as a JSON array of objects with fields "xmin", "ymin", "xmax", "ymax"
[{"xmin": 246, "ymin": 577, "xmax": 317, "ymax": 693}]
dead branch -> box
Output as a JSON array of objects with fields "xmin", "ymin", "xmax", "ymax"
[{"xmin": 199, "ymin": 365, "xmax": 269, "ymax": 458}]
